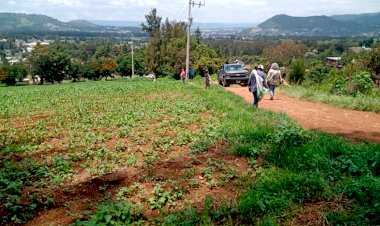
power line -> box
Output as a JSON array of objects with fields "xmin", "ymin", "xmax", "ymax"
[{"xmin": 173, "ymin": 0, "xmax": 188, "ymax": 22}]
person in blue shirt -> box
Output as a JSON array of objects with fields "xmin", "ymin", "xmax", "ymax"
[{"xmin": 189, "ymin": 68, "xmax": 195, "ymax": 79}]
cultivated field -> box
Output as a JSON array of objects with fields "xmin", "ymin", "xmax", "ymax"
[{"xmin": 1, "ymin": 78, "xmax": 379, "ymax": 225}]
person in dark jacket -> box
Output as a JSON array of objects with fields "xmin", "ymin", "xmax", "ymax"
[{"xmin": 248, "ymin": 64, "xmax": 267, "ymax": 108}]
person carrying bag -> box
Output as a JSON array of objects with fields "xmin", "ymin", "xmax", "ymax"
[{"xmin": 248, "ymin": 64, "xmax": 267, "ymax": 108}]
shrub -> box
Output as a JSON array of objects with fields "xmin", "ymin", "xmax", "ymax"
[
  {"xmin": 288, "ymin": 59, "xmax": 305, "ymax": 84},
  {"xmin": 346, "ymin": 71, "xmax": 374, "ymax": 96},
  {"xmin": 159, "ymin": 64, "xmax": 176, "ymax": 79},
  {"xmin": 330, "ymin": 76, "xmax": 347, "ymax": 95},
  {"xmin": 269, "ymin": 123, "xmax": 311, "ymax": 149},
  {"xmin": 307, "ymin": 64, "xmax": 330, "ymax": 84}
]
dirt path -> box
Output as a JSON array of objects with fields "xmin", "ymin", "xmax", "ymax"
[{"xmin": 225, "ymin": 86, "xmax": 380, "ymax": 143}]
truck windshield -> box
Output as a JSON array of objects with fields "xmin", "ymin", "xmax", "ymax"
[{"xmin": 226, "ymin": 64, "xmax": 243, "ymax": 71}]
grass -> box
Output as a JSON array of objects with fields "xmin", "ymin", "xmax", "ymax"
[
  {"xmin": 278, "ymin": 85, "xmax": 380, "ymax": 112},
  {"xmin": 1, "ymin": 77, "xmax": 379, "ymax": 225}
]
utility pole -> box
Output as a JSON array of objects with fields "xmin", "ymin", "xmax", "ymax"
[
  {"xmin": 129, "ymin": 41, "xmax": 135, "ymax": 77},
  {"xmin": 186, "ymin": 0, "xmax": 205, "ymax": 81}
]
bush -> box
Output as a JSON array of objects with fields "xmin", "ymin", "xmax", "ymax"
[
  {"xmin": 346, "ymin": 71, "xmax": 374, "ymax": 96},
  {"xmin": 330, "ymin": 76, "xmax": 347, "ymax": 95},
  {"xmin": 159, "ymin": 64, "xmax": 177, "ymax": 79},
  {"xmin": 269, "ymin": 123, "xmax": 311, "ymax": 149},
  {"xmin": 307, "ymin": 64, "xmax": 331, "ymax": 84},
  {"xmin": 288, "ymin": 59, "xmax": 305, "ymax": 84}
]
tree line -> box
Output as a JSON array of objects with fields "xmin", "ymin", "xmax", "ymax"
[{"xmin": 0, "ymin": 8, "xmax": 379, "ymax": 88}]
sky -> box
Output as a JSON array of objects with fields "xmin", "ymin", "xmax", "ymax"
[{"xmin": 1, "ymin": 0, "xmax": 380, "ymax": 24}]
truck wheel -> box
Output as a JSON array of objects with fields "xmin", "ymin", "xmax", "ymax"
[{"xmin": 222, "ymin": 80, "xmax": 229, "ymax": 87}]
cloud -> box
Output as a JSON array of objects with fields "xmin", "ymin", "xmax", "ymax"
[
  {"xmin": 1, "ymin": 0, "xmax": 380, "ymax": 23},
  {"xmin": 47, "ymin": 0, "xmax": 74, "ymax": 6}
]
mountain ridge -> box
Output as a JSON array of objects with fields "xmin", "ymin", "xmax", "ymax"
[
  {"xmin": 0, "ymin": 12, "xmax": 143, "ymax": 34},
  {"xmin": 246, "ymin": 13, "xmax": 380, "ymax": 37},
  {"xmin": 1, "ymin": 12, "xmax": 380, "ymax": 37}
]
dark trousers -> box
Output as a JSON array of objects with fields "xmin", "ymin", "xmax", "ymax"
[{"xmin": 253, "ymin": 91, "xmax": 259, "ymax": 108}]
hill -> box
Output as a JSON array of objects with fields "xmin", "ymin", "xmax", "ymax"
[
  {"xmin": 0, "ymin": 12, "xmax": 72, "ymax": 32},
  {"xmin": 244, "ymin": 13, "xmax": 379, "ymax": 37},
  {"xmin": 67, "ymin": 20, "xmax": 101, "ymax": 29},
  {"xmin": 331, "ymin": 12, "xmax": 380, "ymax": 27},
  {"xmin": 0, "ymin": 13, "xmax": 144, "ymax": 36}
]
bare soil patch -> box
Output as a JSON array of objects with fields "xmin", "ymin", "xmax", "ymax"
[
  {"xmin": 225, "ymin": 86, "xmax": 380, "ymax": 143},
  {"xmin": 25, "ymin": 142, "xmax": 252, "ymax": 225},
  {"xmin": 285, "ymin": 197, "xmax": 351, "ymax": 226}
]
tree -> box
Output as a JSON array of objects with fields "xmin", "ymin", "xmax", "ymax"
[
  {"xmin": 67, "ymin": 60, "xmax": 81, "ymax": 82},
  {"xmin": 29, "ymin": 44, "xmax": 70, "ymax": 84},
  {"xmin": 116, "ymin": 50, "xmax": 145, "ymax": 77},
  {"xmin": 195, "ymin": 27, "xmax": 202, "ymax": 44},
  {"xmin": 141, "ymin": 8, "xmax": 162, "ymax": 37},
  {"xmin": 366, "ymin": 46, "xmax": 380, "ymax": 77},
  {"xmin": 143, "ymin": 30, "xmax": 161, "ymax": 75},
  {"xmin": 263, "ymin": 40, "xmax": 307, "ymax": 66},
  {"xmin": 0, "ymin": 62, "xmax": 28, "ymax": 85},
  {"xmin": 142, "ymin": 9, "xmax": 220, "ymax": 78},
  {"xmin": 87, "ymin": 57, "xmax": 116, "ymax": 80}
]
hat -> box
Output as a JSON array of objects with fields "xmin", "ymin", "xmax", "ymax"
[{"xmin": 258, "ymin": 64, "xmax": 264, "ymax": 70}]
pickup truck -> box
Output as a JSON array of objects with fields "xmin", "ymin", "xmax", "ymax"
[{"xmin": 217, "ymin": 63, "xmax": 249, "ymax": 87}]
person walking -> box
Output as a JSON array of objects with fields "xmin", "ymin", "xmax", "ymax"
[
  {"xmin": 267, "ymin": 63, "xmax": 282, "ymax": 100},
  {"xmin": 248, "ymin": 64, "xmax": 267, "ymax": 108},
  {"xmin": 180, "ymin": 68, "xmax": 186, "ymax": 83},
  {"xmin": 205, "ymin": 69, "xmax": 211, "ymax": 90},
  {"xmin": 189, "ymin": 68, "xmax": 195, "ymax": 79}
]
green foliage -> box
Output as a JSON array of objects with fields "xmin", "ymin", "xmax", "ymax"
[
  {"xmin": 1, "ymin": 75, "xmax": 379, "ymax": 226},
  {"xmin": 153, "ymin": 196, "xmax": 240, "ymax": 225},
  {"xmin": 344, "ymin": 175, "xmax": 380, "ymax": 223},
  {"xmin": 269, "ymin": 122, "xmax": 311, "ymax": 149},
  {"xmin": 116, "ymin": 51, "xmax": 145, "ymax": 77},
  {"xmin": 142, "ymin": 10, "xmax": 220, "ymax": 77},
  {"xmin": 147, "ymin": 182, "xmax": 184, "ymax": 210},
  {"xmin": 141, "ymin": 8, "xmax": 162, "ymax": 37},
  {"xmin": 0, "ymin": 62, "xmax": 28, "ymax": 85},
  {"xmin": 366, "ymin": 46, "xmax": 380, "ymax": 76},
  {"xmin": 193, "ymin": 56, "xmax": 225, "ymax": 75},
  {"xmin": 0, "ymin": 159, "xmax": 54, "ymax": 224},
  {"xmin": 29, "ymin": 44, "xmax": 70, "ymax": 84},
  {"xmin": 280, "ymin": 84, "xmax": 380, "ymax": 112},
  {"xmin": 240, "ymin": 169, "xmax": 327, "ymax": 221},
  {"xmin": 263, "ymin": 40, "xmax": 307, "ymax": 66},
  {"xmin": 347, "ymin": 71, "xmax": 374, "ymax": 96},
  {"xmin": 158, "ymin": 63, "xmax": 176, "ymax": 78},
  {"xmin": 330, "ymin": 75, "xmax": 347, "ymax": 95},
  {"xmin": 75, "ymin": 200, "xmax": 144, "ymax": 225},
  {"xmin": 288, "ymin": 58, "xmax": 305, "ymax": 84},
  {"xmin": 306, "ymin": 62, "xmax": 330, "ymax": 84}
]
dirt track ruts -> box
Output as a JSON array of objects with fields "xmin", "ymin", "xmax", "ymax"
[{"xmin": 225, "ymin": 86, "xmax": 380, "ymax": 143}]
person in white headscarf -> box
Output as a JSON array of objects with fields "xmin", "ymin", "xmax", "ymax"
[
  {"xmin": 248, "ymin": 64, "xmax": 267, "ymax": 108},
  {"xmin": 266, "ymin": 63, "xmax": 283, "ymax": 100}
]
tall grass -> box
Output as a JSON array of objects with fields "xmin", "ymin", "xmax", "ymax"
[{"xmin": 279, "ymin": 85, "xmax": 380, "ymax": 112}]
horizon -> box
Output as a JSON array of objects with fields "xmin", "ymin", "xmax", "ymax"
[{"xmin": 1, "ymin": 0, "xmax": 380, "ymax": 24}]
